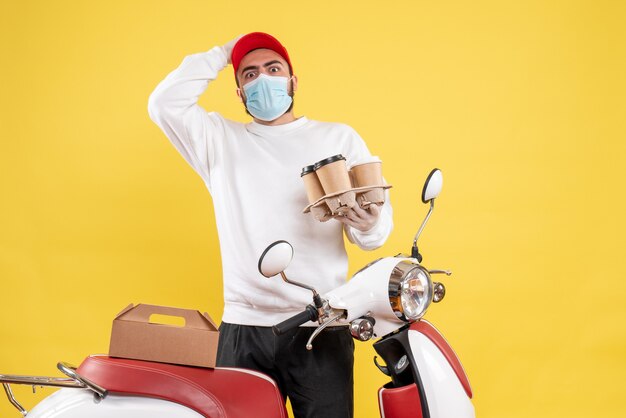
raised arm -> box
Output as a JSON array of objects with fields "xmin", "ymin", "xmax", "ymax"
[{"xmin": 147, "ymin": 37, "xmax": 240, "ymax": 185}]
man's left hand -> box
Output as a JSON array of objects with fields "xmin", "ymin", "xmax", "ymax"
[{"xmin": 335, "ymin": 204, "xmax": 381, "ymax": 232}]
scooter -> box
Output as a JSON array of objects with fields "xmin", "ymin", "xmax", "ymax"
[{"xmin": 1, "ymin": 168, "xmax": 474, "ymax": 418}]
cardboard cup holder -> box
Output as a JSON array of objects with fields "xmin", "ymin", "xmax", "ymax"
[
  {"xmin": 301, "ymin": 155, "xmax": 391, "ymax": 220},
  {"xmin": 324, "ymin": 190, "xmax": 357, "ymax": 215},
  {"xmin": 301, "ymin": 165, "xmax": 333, "ymax": 222}
]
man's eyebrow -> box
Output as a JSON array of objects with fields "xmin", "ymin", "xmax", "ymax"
[
  {"xmin": 263, "ymin": 60, "xmax": 283, "ymax": 67},
  {"xmin": 240, "ymin": 60, "xmax": 285, "ymax": 75},
  {"xmin": 240, "ymin": 65, "xmax": 259, "ymax": 74}
]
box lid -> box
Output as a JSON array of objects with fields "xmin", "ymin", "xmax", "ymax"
[{"xmin": 114, "ymin": 303, "xmax": 217, "ymax": 331}]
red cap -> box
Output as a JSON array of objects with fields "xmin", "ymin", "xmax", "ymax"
[{"xmin": 231, "ymin": 32, "xmax": 293, "ymax": 75}]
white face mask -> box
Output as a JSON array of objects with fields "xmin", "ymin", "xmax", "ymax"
[{"xmin": 242, "ymin": 74, "xmax": 293, "ymax": 121}]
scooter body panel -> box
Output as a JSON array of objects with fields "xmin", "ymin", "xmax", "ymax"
[
  {"xmin": 374, "ymin": 320, "xmax": 474, "ymax": 418},
  {"xmin": 326, "ymin": 256, "xmax": 409, "ymax": 336},
  {"xmin": 27, "ymin": 388, "xmax": 204, "ymax": 418},
  {"xmin": 378, "ymin": 383, "xmax": 423, "ymax": 418},
  {"xmin": 407, "ymin": 328, "xmax": 474, "ymax": 418}
]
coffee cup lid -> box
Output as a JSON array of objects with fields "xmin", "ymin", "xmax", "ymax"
[
  {"xmin": 301, "ymin": 165, "xmax": 316, "ymax": 177},
  {"xmin": 313, "ymin": 154, "xmax": 346, "ymax": 171}
]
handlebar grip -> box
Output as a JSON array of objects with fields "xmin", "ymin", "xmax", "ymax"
[{"xmin": 272, "ymin": 305, "xmax": 318, "ymax": 336}]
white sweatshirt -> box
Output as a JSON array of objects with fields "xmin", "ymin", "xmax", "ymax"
[{"xmin": 148, "ymin": 46, "xmax": 393, "ymax": 326}]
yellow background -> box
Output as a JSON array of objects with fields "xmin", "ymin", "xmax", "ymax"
[{"xmin": 1, "ymin": 1, "xmax": 625, "ymax": 417}]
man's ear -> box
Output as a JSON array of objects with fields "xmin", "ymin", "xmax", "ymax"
[
  {"xmin": 236, "ymin": 88, "xmax": 244, "ymax": 103},
  {"xmin": 291, "ymin": 75, "xmax": 298, "ymax": 93}
]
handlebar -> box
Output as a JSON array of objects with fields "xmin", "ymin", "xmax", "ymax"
[{"xmin": 272, "ymin": 305, "xmax": 319, "ymax": 336}]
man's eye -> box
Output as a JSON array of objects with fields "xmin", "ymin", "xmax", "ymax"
[
  {"xmin": 245, "ymin": 72, "xmax": 256, "ymax": 78},
  {"xmin": 269, "ymin": 67, "xmax": 280, "ymax": 72}
]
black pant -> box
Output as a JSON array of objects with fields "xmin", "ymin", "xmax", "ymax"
[{"xmin": 216, "ymin": 322, "xmax": 354, "ymax": 418}]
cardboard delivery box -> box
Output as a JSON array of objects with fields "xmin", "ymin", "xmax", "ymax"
[{"xmin": 109, "ymin": 303, "xmax": 219, "ymax": 368}]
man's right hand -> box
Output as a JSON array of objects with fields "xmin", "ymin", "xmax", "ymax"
[{"xmin": 221, "ymin": 35, "xmax": 244, "ymax": 64}]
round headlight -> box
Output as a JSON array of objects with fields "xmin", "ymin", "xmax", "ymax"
[{"xmin": 389, "ymin": 261, "xmax": 433, "ymax": 322}]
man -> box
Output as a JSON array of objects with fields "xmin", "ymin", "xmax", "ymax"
[{"xmin": 148, "ymin": 32, "xmax": 393, "ymax": 418}]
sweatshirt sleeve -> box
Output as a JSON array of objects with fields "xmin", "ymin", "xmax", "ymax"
[
  {"xmin": 342, "ymin": 127, "xmax": 394, "ymax": 250},
  {"xmin": 147, "ymin": 46, "xmax": 229, "ymax": 187}
]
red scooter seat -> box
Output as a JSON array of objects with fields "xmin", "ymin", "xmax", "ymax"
[{"xmin": 77, "ymin": 355, "xmax": 287, "ymax": 418}]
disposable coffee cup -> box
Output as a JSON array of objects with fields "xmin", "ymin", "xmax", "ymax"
[
  {"xmin": 314, "ymin": 154, "xmax": 351, "ymax": 195},
  {"xmin": 350, "ymin": 157, "xmax": 385, "ymax": 207},
  {"xmin": 350, "ymin": 157, "xmax": 383, "ymax": 188},
  {"xmin": 301, "ymin": 165, "xmax": 325, "ymax": 205}
]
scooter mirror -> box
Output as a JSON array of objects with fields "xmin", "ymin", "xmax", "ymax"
[
  {"xmin": 421, "ymin": 169, "xmax": 443, "ymax": 203},
  {"xmin": 412, "ymin": 169, "xmax": 444, "ymax": 257},
  {"xmin": 258, "ymin": 240, "xmax": 294, "ymax": 278}
]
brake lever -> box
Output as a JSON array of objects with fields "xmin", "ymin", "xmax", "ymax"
[{"xmin": 305, "ymin": 312, "xmax": 345, "ymax": 351}]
